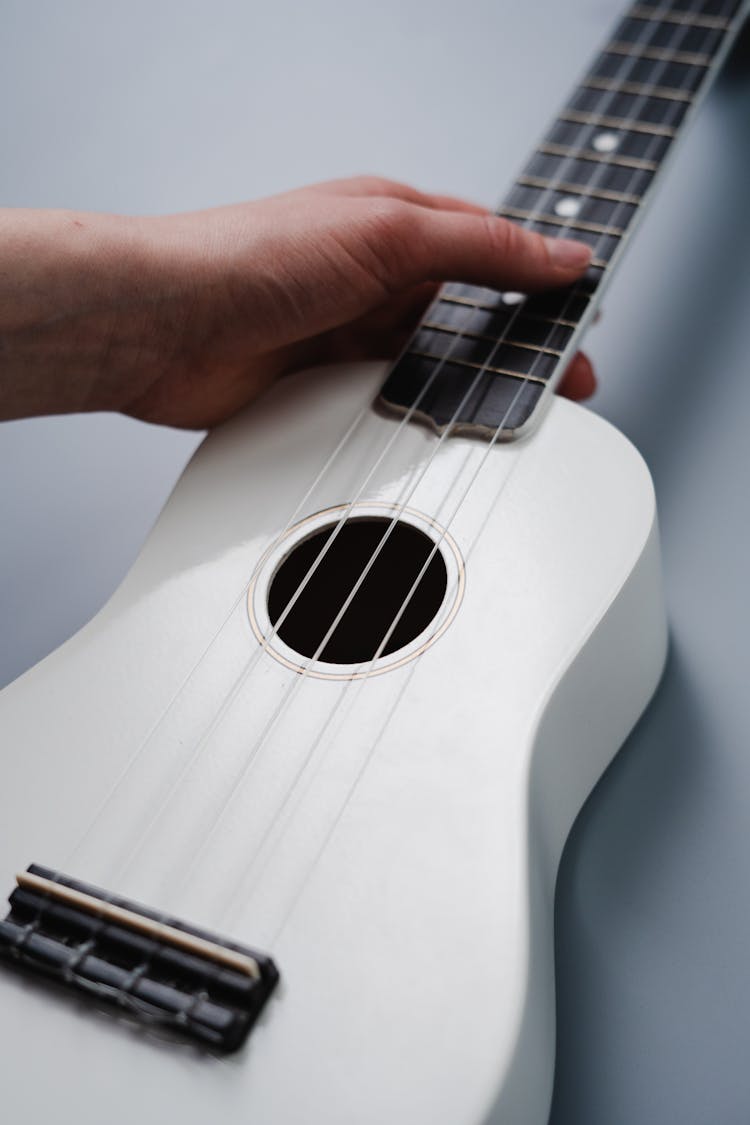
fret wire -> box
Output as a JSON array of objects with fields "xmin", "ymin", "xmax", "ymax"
[
  {"xmin": 421, "ymin": 320, "xmax": 564, "ymax": 357},
  {"xmin": 627, "ymin": 5, "xmax": 732, "ymax": 30},
  {"xmin": 605, "ymin": 40, "xmax": 711, "ymax": 66},
  {"xmin": 517, "ymin": 174, "xmax": 641, "ymax": 205},
  {"xmin": 439, "ymin": 293, "xmax": 496, "ymax": 311},
  {"xmin": 439, "ymin": 294, "xmax": 577, "ymax": 328},
  {"xmin": 499, "ymin": 205, "xmax": 625, "ymax": 238},
  {"xmin": 558, "ymin": 109, "xmax": 677, "ymax": 136},
  {"xmin": 538, "ymin": 142, "xmax": 658, "ymax": 171},
  {"xmin": 410, "ymin": 350, "xmax": 549, "ymax": 387},
  {"xmin": 581, "ymin": 76, "xmax": 694, "ymax": 102}
]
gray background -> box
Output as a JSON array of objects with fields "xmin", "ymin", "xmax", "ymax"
[{"xmin": 1, "ymin": 1, "xmax": 749, "ymax": 1120}]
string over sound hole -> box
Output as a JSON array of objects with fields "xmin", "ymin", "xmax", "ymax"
[{"xmin": 267, "ymin": 518, "xmax": 448, "ymax": 665}]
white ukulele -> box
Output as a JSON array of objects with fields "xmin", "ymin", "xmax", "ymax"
[{"xmin": 0, "ymin": 3, "xmax": 745, "ymax": 1122}]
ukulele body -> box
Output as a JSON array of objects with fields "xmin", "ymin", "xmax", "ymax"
[{"xmin": 0, "ymin": 359, "xmax": 667, "ymax": 1124}]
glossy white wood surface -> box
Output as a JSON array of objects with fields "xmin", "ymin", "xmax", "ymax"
[{"xmin": 0, "ymin": 362, "xmax": 667, "ymax": 1123}]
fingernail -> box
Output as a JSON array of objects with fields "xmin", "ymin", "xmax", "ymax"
[{"xmin": 546, "ymin": 237, "xmax": 592, "ymax": 270}]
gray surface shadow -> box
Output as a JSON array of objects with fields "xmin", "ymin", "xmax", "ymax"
[{"xmin": 548, "ymin": 647, "xmax": 710, "ymax": 1124}]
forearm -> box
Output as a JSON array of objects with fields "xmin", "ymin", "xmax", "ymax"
[{"xmin": 0, "ymin": 208, "xmax": 186, "ymax": 420}]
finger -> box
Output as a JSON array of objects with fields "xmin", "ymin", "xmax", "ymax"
[
  {"xmin": 306, "ymin": 175, "xmax": 488, "ymax": 216},
  {"xmin": 364, "ymin": 203, "xmax": 592, "ymax": 294},
  {"xmin": 557, "ymin": 351, "xmax": 597, "ymax": 401}
]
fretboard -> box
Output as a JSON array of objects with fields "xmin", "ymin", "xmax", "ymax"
[{"xmin": 380, "ymin": 0, "xmax": 747, "ymax": 439}]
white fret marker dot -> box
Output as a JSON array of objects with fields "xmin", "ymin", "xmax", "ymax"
[
  {"xmin": 593, "ymin": 131, "xmax": 620, "ymax": 153},
  {"xmin": 501, "ymin": 291, "xmax": 525, "ymax": 306},
  {"xmin": 554, "ymin": 197, "xmax": 581, "ymax": 218}
]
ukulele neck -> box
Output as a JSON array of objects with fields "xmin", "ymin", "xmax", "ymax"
[{"xmin": 379, "ymin": 0, "xmax": 747, "ymax": 440}]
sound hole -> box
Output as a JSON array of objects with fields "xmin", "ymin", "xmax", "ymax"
[{"xmin": 267, "ymin": 518, "xmax": 448, "ymax": 664}]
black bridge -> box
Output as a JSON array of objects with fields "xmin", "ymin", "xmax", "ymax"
[{"xmin": 0, "ymin": 865, "xmax": 279, "ymax": 1052}]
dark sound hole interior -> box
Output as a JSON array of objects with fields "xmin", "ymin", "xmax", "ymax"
[{"xmin": 267, "ymin": 518, "xmax": 448, "ymax": 665}]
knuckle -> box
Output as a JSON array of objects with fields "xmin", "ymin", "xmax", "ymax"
[
  {"xmin": 368, "ymin": 196, "xmax": 410, "ymax": 230},
  {"xmin": 366, "ymin": 198, "xmax": 415, "ymax": 248},
  {"xmin": 359, "ymin": 199, "xmax": 420, "ymax": 290},
  {"xmin": 483, "ymin": 214, "xmax": 514, "ymax": 258},
  {"xmin": 352, "ymin": 174, "xmax": 401, "ymax": 195},
  {"xmin": 485, "ymin": 215, "xmax": 546, "ymax": 267}
]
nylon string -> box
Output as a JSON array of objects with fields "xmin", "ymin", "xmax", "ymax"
[
  {"xmin": 150, "ymin": 0, "xmax": 707, "ymax": 924},
  {"xmin": 210, "ymin": 0, "xmax": 720, "ymax": 936},
  {"xmin": 61, "ymin": 0, "xmax": 726, "ymax": 938},
  {"xmin": 108, "ymin": 0, "xmax": 705, "ymax": 913}
]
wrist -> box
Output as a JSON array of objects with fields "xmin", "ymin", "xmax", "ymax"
[{"xmin": 0, "ymin": 208, "xmax": 181, "ymax": 420}]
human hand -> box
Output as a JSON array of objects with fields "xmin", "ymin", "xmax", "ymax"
[{"xmin": 0, "ymin": 177, "xmax": 595, "ymax": 427}]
